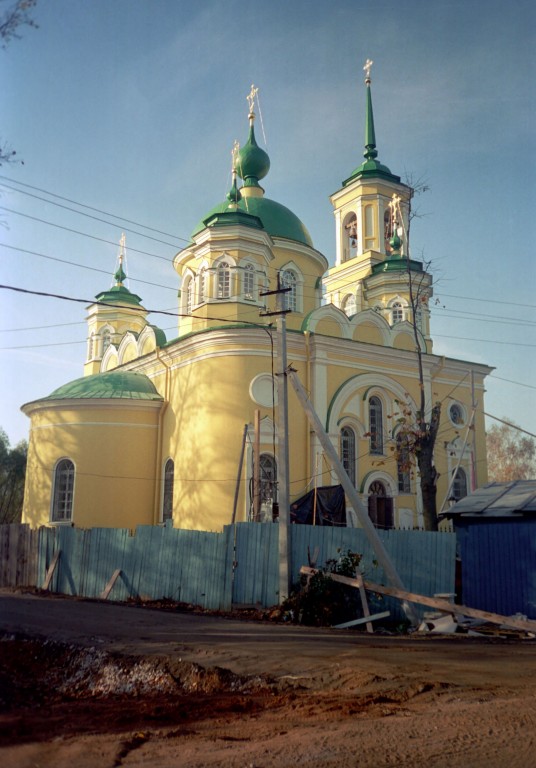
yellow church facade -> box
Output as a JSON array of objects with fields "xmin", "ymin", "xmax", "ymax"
[{"xmin": 21, "ymin": 74, "xmax": 491, "ymax": 532}]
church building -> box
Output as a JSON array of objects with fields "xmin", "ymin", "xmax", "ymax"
[{"xmin": 21, "ymin": 67, "xmax": 492, "ymax": 532}]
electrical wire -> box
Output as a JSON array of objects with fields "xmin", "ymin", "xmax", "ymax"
[
  {"xmin": 0, "ymin": 207, "xmax": 175, "ymax": 262},
  {"xmin": 1, "ymin": 242, "xmax": 178, "ymax": 293},
  {"xmin": 0, "ymin": 175, "xmax": 187, "ymax": 242}
]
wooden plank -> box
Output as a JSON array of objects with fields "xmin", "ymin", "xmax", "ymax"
[
  {"xmin": 100, "ymin": 569, "xmax": 122, "ymax": 600},
  {"xmin": 354, "ymin": 571, "xmax": 374, "ymax": 634},
  {"xmin": 42, "ymin": 550, "xmax": 61, "ymax": 590},
  {"xmin": 299, "ymin": 567, "xmax": 536, "ymax": 633},
  {"xmin": 362, "ymin": 578, "xmax": 536, "ymax": 633},
  {"xmin": 334, "ymin": 611, "xmax": 391, "ymax": 629}
]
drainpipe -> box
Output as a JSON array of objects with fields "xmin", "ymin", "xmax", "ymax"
[
  {"xmin": 153, "ymin": 348, "xmax": 171, "ymax": 525},
  {"xmin": 304, "ymin": 330, "xmax": 312, "ymax": 489}
]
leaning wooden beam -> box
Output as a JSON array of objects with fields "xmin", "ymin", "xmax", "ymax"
[
  {"xmin": 100, "ymin": 569, "xmax": 122, "ymax": 600},
  {"xmin": 362, "ymin": 578, "xmax": 536, "ymax": 633},
  {"xmin": 354, "ymin": 570, "xmax": 374, "ymax": 633},
  {"xmin": 288, "ymin": 367, "xmax": 418, "ymax": 626},
  {"xmin": 300, "ymin": 567, "xmax": 536, "ymax": 633},
  {"xmin": 42, "ymin": 550, "xmax": 61, "ymax": 590}
]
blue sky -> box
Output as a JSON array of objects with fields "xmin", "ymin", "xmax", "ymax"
[{"xmin": 1, "ymin": 0, "xmax": 535, "ymax": 446}]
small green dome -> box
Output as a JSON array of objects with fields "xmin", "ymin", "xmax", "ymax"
[
  {"xmin": 42, "ymin": 371, "xmax": 163, "ymax": 402},
  {"xmin": 236, "ymin": 124, "xmax": 270, "ymax": 186},
  {"xmin": 192, "ymin": 195, "xmax": 313, "ymax": 247},
  {"xmin": 95, "ymin": 284, "xmax": 143, "ymax": 306}
]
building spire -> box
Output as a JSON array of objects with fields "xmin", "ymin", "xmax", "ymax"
[
  {"xmin": 363, "ymin": 59, "xmax": 378, "ymax": 162},
  {"xmin": 341, "ymin": 59, "xmax": 398, "ymax": 187},
  {"xmin": 227, "ymin": 140, "xmax": 242, "ymax": 206},
  {"xmin": 114, "ymin": 233, "xmax": 127, "ymax": 286}
]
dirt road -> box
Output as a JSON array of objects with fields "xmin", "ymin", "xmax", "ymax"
[{"xmin": 1, "ymin": 590, "xmax": 535, "ymax": 767}]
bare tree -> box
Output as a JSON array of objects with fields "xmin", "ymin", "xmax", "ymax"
[
  {"xmin": 0, "ymin": 0, "xmax": 37, "ymax": 46},
  {"xmin": 1, "ymin": 0, "xmax": 38, "ymax": 165},
  {"xmin": 390, "ymin": 182, "xmax": 441, "ymax": 531}
]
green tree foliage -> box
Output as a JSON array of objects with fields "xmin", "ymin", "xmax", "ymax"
[
  {"xmin": 283, "ymin": 550, "xmax": 368, "ymax": 627},
  {"xmin": 486, "ymin": 420, "xmax": 536, "ymax": 483},
  {"xmin": 0, "ymin": 427, "xmax": 27, "ymax": 523}
]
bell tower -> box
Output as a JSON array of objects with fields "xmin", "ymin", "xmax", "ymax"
[
  {"xmin": 323, "ymin": 61, "xmax": 432, "ymax": 345},
  {"xmin": 84, "ymin": 235, "xmax": 148, "ymax": 375}
]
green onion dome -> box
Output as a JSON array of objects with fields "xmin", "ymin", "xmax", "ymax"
[{"xmin": 235, "ymin": 123, "xmax": 270, "ymax": 187}]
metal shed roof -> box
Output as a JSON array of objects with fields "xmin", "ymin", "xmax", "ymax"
[{"xmin": 441, "ymin": 480, "xmax": 536, "ymax": 520}]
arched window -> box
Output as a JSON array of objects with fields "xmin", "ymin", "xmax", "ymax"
[
  {"xmin": 391, "ymin": 302, "xmax": 404, "ymax": 324},
  {"xmin": 259, "ymin": 454, "xmax": 277, "ymax": 521},
  {"xmin": 340, "ymin": 427, "xmax": 356, "ymax": 486},
  {"xmin": 368, "ymin": 480, "xmax": 393, "ymax": 529},
  {"xmin": 102, "ymin": 330, "xmax": 111, "ymax": 354},
  {"xmin": 198, "ymin": 268, "xmax": 206, "ymax": 304},
  {"xmin": 342, "ymin": 212, "xmax": 358, "ymax": 262},
  {"xmin": 341, "ymin": 294, "xmax": 357, "ymax": 317},
  {"xmin": 396, "ymin": 433, "xmax": 411, "ymax": 493},
  {"xmin": 369, "ymin": 396, "xmax": 384, "ymax": 454},
  {"xmin": 51, "ymin": 459, "xmax": 75, "ymax": 522},
  {"xmin": 87, "ymin": 334, "xmax": 95, "ymax": 361},
  {"xmin": 243, "ymin": 264, "xmax": 255, "ymax": 300},
  {"xmin": 217, "ymin": 261, "xmax": 231, "ymax": 299},
  {"xmin": 186, "ymin": 278, "xmax": 193, "ymax": 313},
  {"xmin": 162, "ymin": 458, "xmax": 174, "ymax": 523},
  {"xmin": 281, "ymin": 269, "xmax": 297, "ymax": 312},
  {"xmin": 452, "ymin": 468, "xmax": 468, "ymax": 500}
]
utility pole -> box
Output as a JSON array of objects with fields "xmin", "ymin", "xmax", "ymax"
[{"xmin": 260, "ymin": 275, "xmax": 291, "ymax": 603}]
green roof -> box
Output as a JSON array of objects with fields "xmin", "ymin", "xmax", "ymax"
[
  {"xmin": 192, "ymin": 195, "xmax": 313, "ymax": 247},
  {"xmin": 370, "ymin": 257, "xmax": 423, "ymax": 275},
  {"xmin": 40, "ymin": 371, "xmax": 163, "ymax": 402},
  {"xmin": 95, "ymin": 284, "xmax": 143, "ymax": 306}
]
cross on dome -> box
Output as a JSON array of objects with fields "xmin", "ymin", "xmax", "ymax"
[
  {"xmin": 247, "ymin": 83, "xmax": 258, "ymax": 116},
  {"xmin": 363, "ymin": 58, "xmax": 373, "ymax": 83}
]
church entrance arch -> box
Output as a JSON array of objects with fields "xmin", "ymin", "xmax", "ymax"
[{"xmin": 368, "ymin": 480, "xmax": 394, "ymax": 529}]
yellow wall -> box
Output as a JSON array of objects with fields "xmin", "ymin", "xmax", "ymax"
[{"xmin": 22, "ymin": 401, "xmax": 161, "ymax": 529}]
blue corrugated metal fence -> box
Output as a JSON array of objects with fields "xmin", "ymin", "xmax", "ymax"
[{"xmin": 34, "ymin": 522, "xmax": 456, "ymax": 617}]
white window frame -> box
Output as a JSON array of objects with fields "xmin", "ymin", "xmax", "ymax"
[
  {"xmin": 243, "ymin": 263, "xmax": 256, "ymax": 301},
  {"xmin": 340, "ymin": 426, "xmax": 356, "ymax": 486},
  {"xmin": 369, "ymin": 395, "xmax": 384, "ymax": 455},
  {"xmin": 51, "ymin": 458, "xmax": 75, "ymax": 523}
]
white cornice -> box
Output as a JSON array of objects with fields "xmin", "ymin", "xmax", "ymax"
[{"xmin": 21, "ymin": 398, "xmax": 163, "ymax": 417}]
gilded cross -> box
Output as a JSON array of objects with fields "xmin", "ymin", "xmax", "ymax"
[
  {"xmin": 247, "ymin": 83, "xmax": 258, "ymax": 114},
  {"xmin": 363, "ymin": 58, "xmax": 374, "ymax": 81}
]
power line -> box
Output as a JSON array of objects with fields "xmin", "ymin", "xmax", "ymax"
[
  {"xmin": 2, "ymin": 177, "xmax": 534, "ymax": 313},
  {"xmin": 0, "ymin": 283, "xmax": 274, "ymax": 330},
  {"xmin": 0, "ymin": 320, "xmax": 86, "ymax": 333},
  {"xmin": 1, "ymin": 340, "xmax": 86, "ymax": 350},
  {"xmin": 433, "ymin": 333, "xmax": 536, "ymax": 348},
  {"xmin": 488, "ymin": 374, "xmax": 536, "ymax": 391},
  {"xmin": 0, "ymin": 242, "xmax": 178, "ymax": 293},
  {"xmin": 0, "ymin": 206, "xmax": 175, "ymax": 262},
  {"xmin": 0, "ymin": 175, "xmax": 188, "ymax": 243},
  {"xmin": 483, "ymin": 413, "xmax": 536, "ymax": 439}
]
